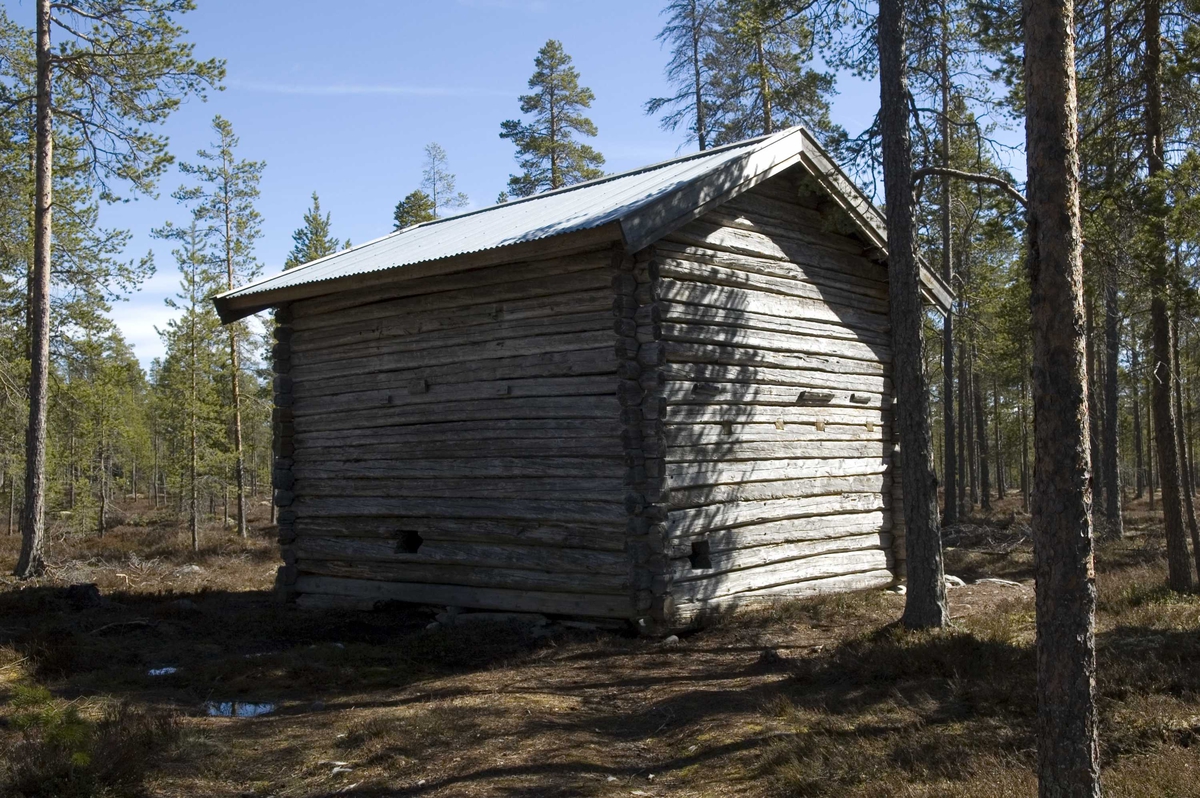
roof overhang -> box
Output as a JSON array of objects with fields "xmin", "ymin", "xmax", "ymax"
[{"xmin": 213, "ymin": 222, "xmax": 625, "ymax": 324}]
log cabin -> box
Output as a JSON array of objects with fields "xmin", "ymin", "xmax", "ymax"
[{"xmin": 214, "ymin": 126, "xmax": 952, "ymax": 630}]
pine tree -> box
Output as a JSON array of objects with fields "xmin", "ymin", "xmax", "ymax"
[
  {"xmin": 705, "ymin": 0, "xmax": 837, "ymax": 145},
  {"xmin": 173, "ymin": 115, "xmax": 265, "ymax": 540},
  {"xmin": 284, "ymin": 192, "xmax": 341, "ymax": 269},
  {"xmin": 393, "ymin": 190, "xmax": 437, "ymax": 230},
  {"xmin": 500, "ymin": 39, "xmax": 605, "ymax": 197},
  {"xmin": 11, "ymin": 0, "xmax": 222, "ymax": 578},
  {"xmin": 420, "ymin": 143, "xmax": 468, "ymax": 216},
  {"xmin": 1024, "ymin": 0, "xmax": 1102, "ymax": 789},
  {"xmin": 153, "ymin": 219, "xmax": 224, "ymax": 551},
  {"xmin": 878, "ymin": 0, "xmax": 948, "ymax": 629},
  {"xmin": 647, "ymin": 0, "xmax": 720, "ymax": 150}
]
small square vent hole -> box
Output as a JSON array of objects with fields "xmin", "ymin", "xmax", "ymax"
[
  {"xmin": 689, "ymin": 540, "xmax": 713, "ymax": 570},
  {"xmin": 397, "ymin": 530, "xmax": 425, "ymax": 554}
]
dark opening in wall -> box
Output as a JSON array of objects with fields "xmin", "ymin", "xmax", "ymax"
[
  {"xmin": 397, "ymin": 530, "xmax": 424, "ymax": 554},
  {"xmin": 689, "ymin": 540, "xmax": 712, "ymax": 570}
]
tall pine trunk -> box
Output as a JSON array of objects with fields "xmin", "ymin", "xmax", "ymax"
[
  {"xmin": 1023, "ymin": 0, "xmax": 1101, "ymax": 788},
  {"xmin": 1173, "ymin": 310, "xmax": 1200, "ymax": 581},
  {"xmin": 1021, "ymin": 365, "xmax": 1030, "ymax": 512},
  {"xmin": 1086, "ymin": 295, "xmax": 1104, "ymax": 527},
  {"xmin": 1133, "ymin": 345, "xmax": 1145, "ymax": 498},
  {"xmin": 994, "ymin": 378, "xmax": 1005, "ymax": 499},
  {"xmin": 15, "ymin": 0, "xmax": 52, "ymax": 579},
  {"xmin": 1103, "ymin": 260, "xmax": 1122, "ymax": 532},
  {"xmin": 974, "ymin": 369, "xmax": 991, "ymax": 511},
  {"xmin": 958, "ymin": 341, "xmax": 969, "ymax": 516},
  {"xmin": 878, "ymin": 0, "xmax": 947, "ymax": 629},
  {"xmin": 226, "ymin": 227, "xmax": 248, "ymax": 539},
  {"xmin": 966, "ymin": 348, "xmax": 979, "ymax": 508},
  {"xmin": 1145, "ymin": 0, "xmax": 1194, "ymax": 591},
  {"xmin": 939, "ymin": 5, "xmax": 957, "ymax": 526}
]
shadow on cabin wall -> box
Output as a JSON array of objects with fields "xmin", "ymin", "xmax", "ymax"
[{"xmin": 637, "ymin": 165, "xmax": 895, "ymax": 624}]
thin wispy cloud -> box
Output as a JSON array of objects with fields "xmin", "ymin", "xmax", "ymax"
[{"xmin": 230, "ymin": 79, "xmax": 511, "ymax": 98}]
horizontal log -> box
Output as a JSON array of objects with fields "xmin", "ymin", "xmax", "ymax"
[
  {"xmin": 670, "ymin": 532, "xmax": 892, "ymax": 580},
  {"xmin": 295, "ymin": 395, "xmax": 621, "ymax": 434},
  {"xmin": 722, "ymin": 189, "xmax": 848, "ymax": 235},
  {"xmin": 657, "ymin": 301, "xmax": 892, "ymax": 347},
  {"xmin": 664, "ymin": 340, "xmax": 886, "ymax": 377},
  {"xmin": 659, "ymin": 362, "xmax": 889, "ymax": 396},
  {"xmin": 293, "ymin": 310, "xmax": 615, "ymax": 370},
  {"xmin": 669, "ymin": 549, "xmax": 892, "ymax": 603},
  {"xmin": 294, "ymin": 348, "xmax": 618, "ymax": 400},
  {"xmin": 293, "ymin": 456, "xmax": 624, "ymax": 480},
  {"xmin": 665, "ymin": 457, "xmax": 888, "ymax": 487},
  {"xmin": 664, "ymin": 404, "xmax": 887, "ymax": 427},
  {"xmin": 670, "ymin": 570, "xmax": 895, "ymax": 623},
  {"xmin": 294, "ymin": 593, "xmax": 378, "ymax": 611},
  {"xmin": 722, "ymin": 188, "xmax": 869, "ymax": 247},
  {"xmin": 664, "ymin": 440, "xmax": 893, "ymax": 463},
  {"xmin": 293, "ymin": 330, "xmax": 615, "ymax": 383},
  {"xmin": 657, "ymin": 258, "xmax": 888, "ymax": 316},
  {"xmin": 298, "ymin": 559, "xmax": 630, "ymax": 594},
  {"xmin": 670, "ymin": 473, "xmax": 888, "ymax": 509},
  {"xmin": 665, "ymin": 510, "xmax": 891, "ymax": 556},
  {"xmin": 295, "ymin": 536, "xmax": 630, "ymax": 574},
  {"xmin": 671, "ymin": 208, "xmax": 873, "ymax": 264},
  {"xmin": 656, "ymin": 236, "xmax": 887, "ymax": 300},
  {"xmin": 293, "ymin": 252, "xmax": 612, "ymax": 326},
  {"xmin": 296, "ymin": 496, "xmax": 629, "ymax": 524},
  {"xmin": 662, "ymin": 423, "xmax": 886, "ymax": 448},
  {"xmin": 295, "ymin": 438, "xmax": 626, "ymax": 460},
  {"xmin": 657, "ymin": 321, "xmax": 888, "ymax": 364},
  {"xmin": 667, "ymin": 492, "xmax": 889, "ymax": 535},
  {"xmin": 291, "ymin": 287, "xmax": 613, "ymax": 354},
  {"xmin": 293, "ymin": 575, "xmax": 633, "ymax": 618},
  {"xmin": 295, "ymin": 418, "xmax": 621, "ymax": 448},
  {"xmin": 294, "ymin": 375, "xmax": 618, "ymax": 418},
  {"xmin": 657, "ymin": 279, "xmax": 888, "ymax": 331},
  {"xmin": 296, "ymin": 476, "xmax": 627, "ymax": 502},
  {"xmin": 293, "ymin": 517, "xmax": 627, "ymax": 551},
  {"xmin": 662, "ymin": 382, "xmax": 890, "ymax": 410}
]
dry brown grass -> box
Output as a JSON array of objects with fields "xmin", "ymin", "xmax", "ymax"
[{"xmin": 0, "ymin": 499, "xmax": 1198, "ymax": 796}]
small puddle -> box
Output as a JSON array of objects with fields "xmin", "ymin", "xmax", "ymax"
[
  {"xmin": 147, "ymin": 667, "xmax": 178, "ymax": 676},
  {"xmin": 204, "ymin": 701, "xmax": 277, "ymax": 718}
]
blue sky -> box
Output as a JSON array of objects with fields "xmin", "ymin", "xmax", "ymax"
[{"xmin": 6, "ymin": 0, "xmax": 897, "ymax": 366}]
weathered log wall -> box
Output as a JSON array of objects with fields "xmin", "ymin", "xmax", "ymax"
[
  {"xmin": 278, "ymin": 248, "xmax": 633, "ymax": 617},
  {"xmin": 271, "ymin": 166, "xmax": 905, "ymax": 625},
  {"xmin": 636, "ymin": 174, "xmax": 901, "ymax": 624}
]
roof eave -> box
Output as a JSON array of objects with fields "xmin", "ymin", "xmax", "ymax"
[{"xmin": 213, "ymin": 221, "xmax": 625, "ymax": 323}]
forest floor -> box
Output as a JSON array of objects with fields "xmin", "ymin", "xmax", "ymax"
[{"xmin": 1, "ymin": 497, "xmax": 1199, "ymax": 797}]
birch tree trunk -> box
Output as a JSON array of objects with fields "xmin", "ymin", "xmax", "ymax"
[
  {"xmin": 1023, "ymin": 0, "xmax": 1101, "ymax": 789},
  {"xmin": 878, "ymin": 0, "xmax": 947, "ymax": 629}
]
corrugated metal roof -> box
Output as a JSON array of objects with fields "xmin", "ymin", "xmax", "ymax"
[
  {"xmin": 220, "ymin": 132, "xmax": 775, "ymax": 302},
  {"xmin": 214, "ymin": 126, "xmax": 953, "ymax": 321}
]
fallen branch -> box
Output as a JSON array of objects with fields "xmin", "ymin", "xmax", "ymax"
[{"xmin": 912, "ymin": 166, "xmax": 1028, "ymax": 208}]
